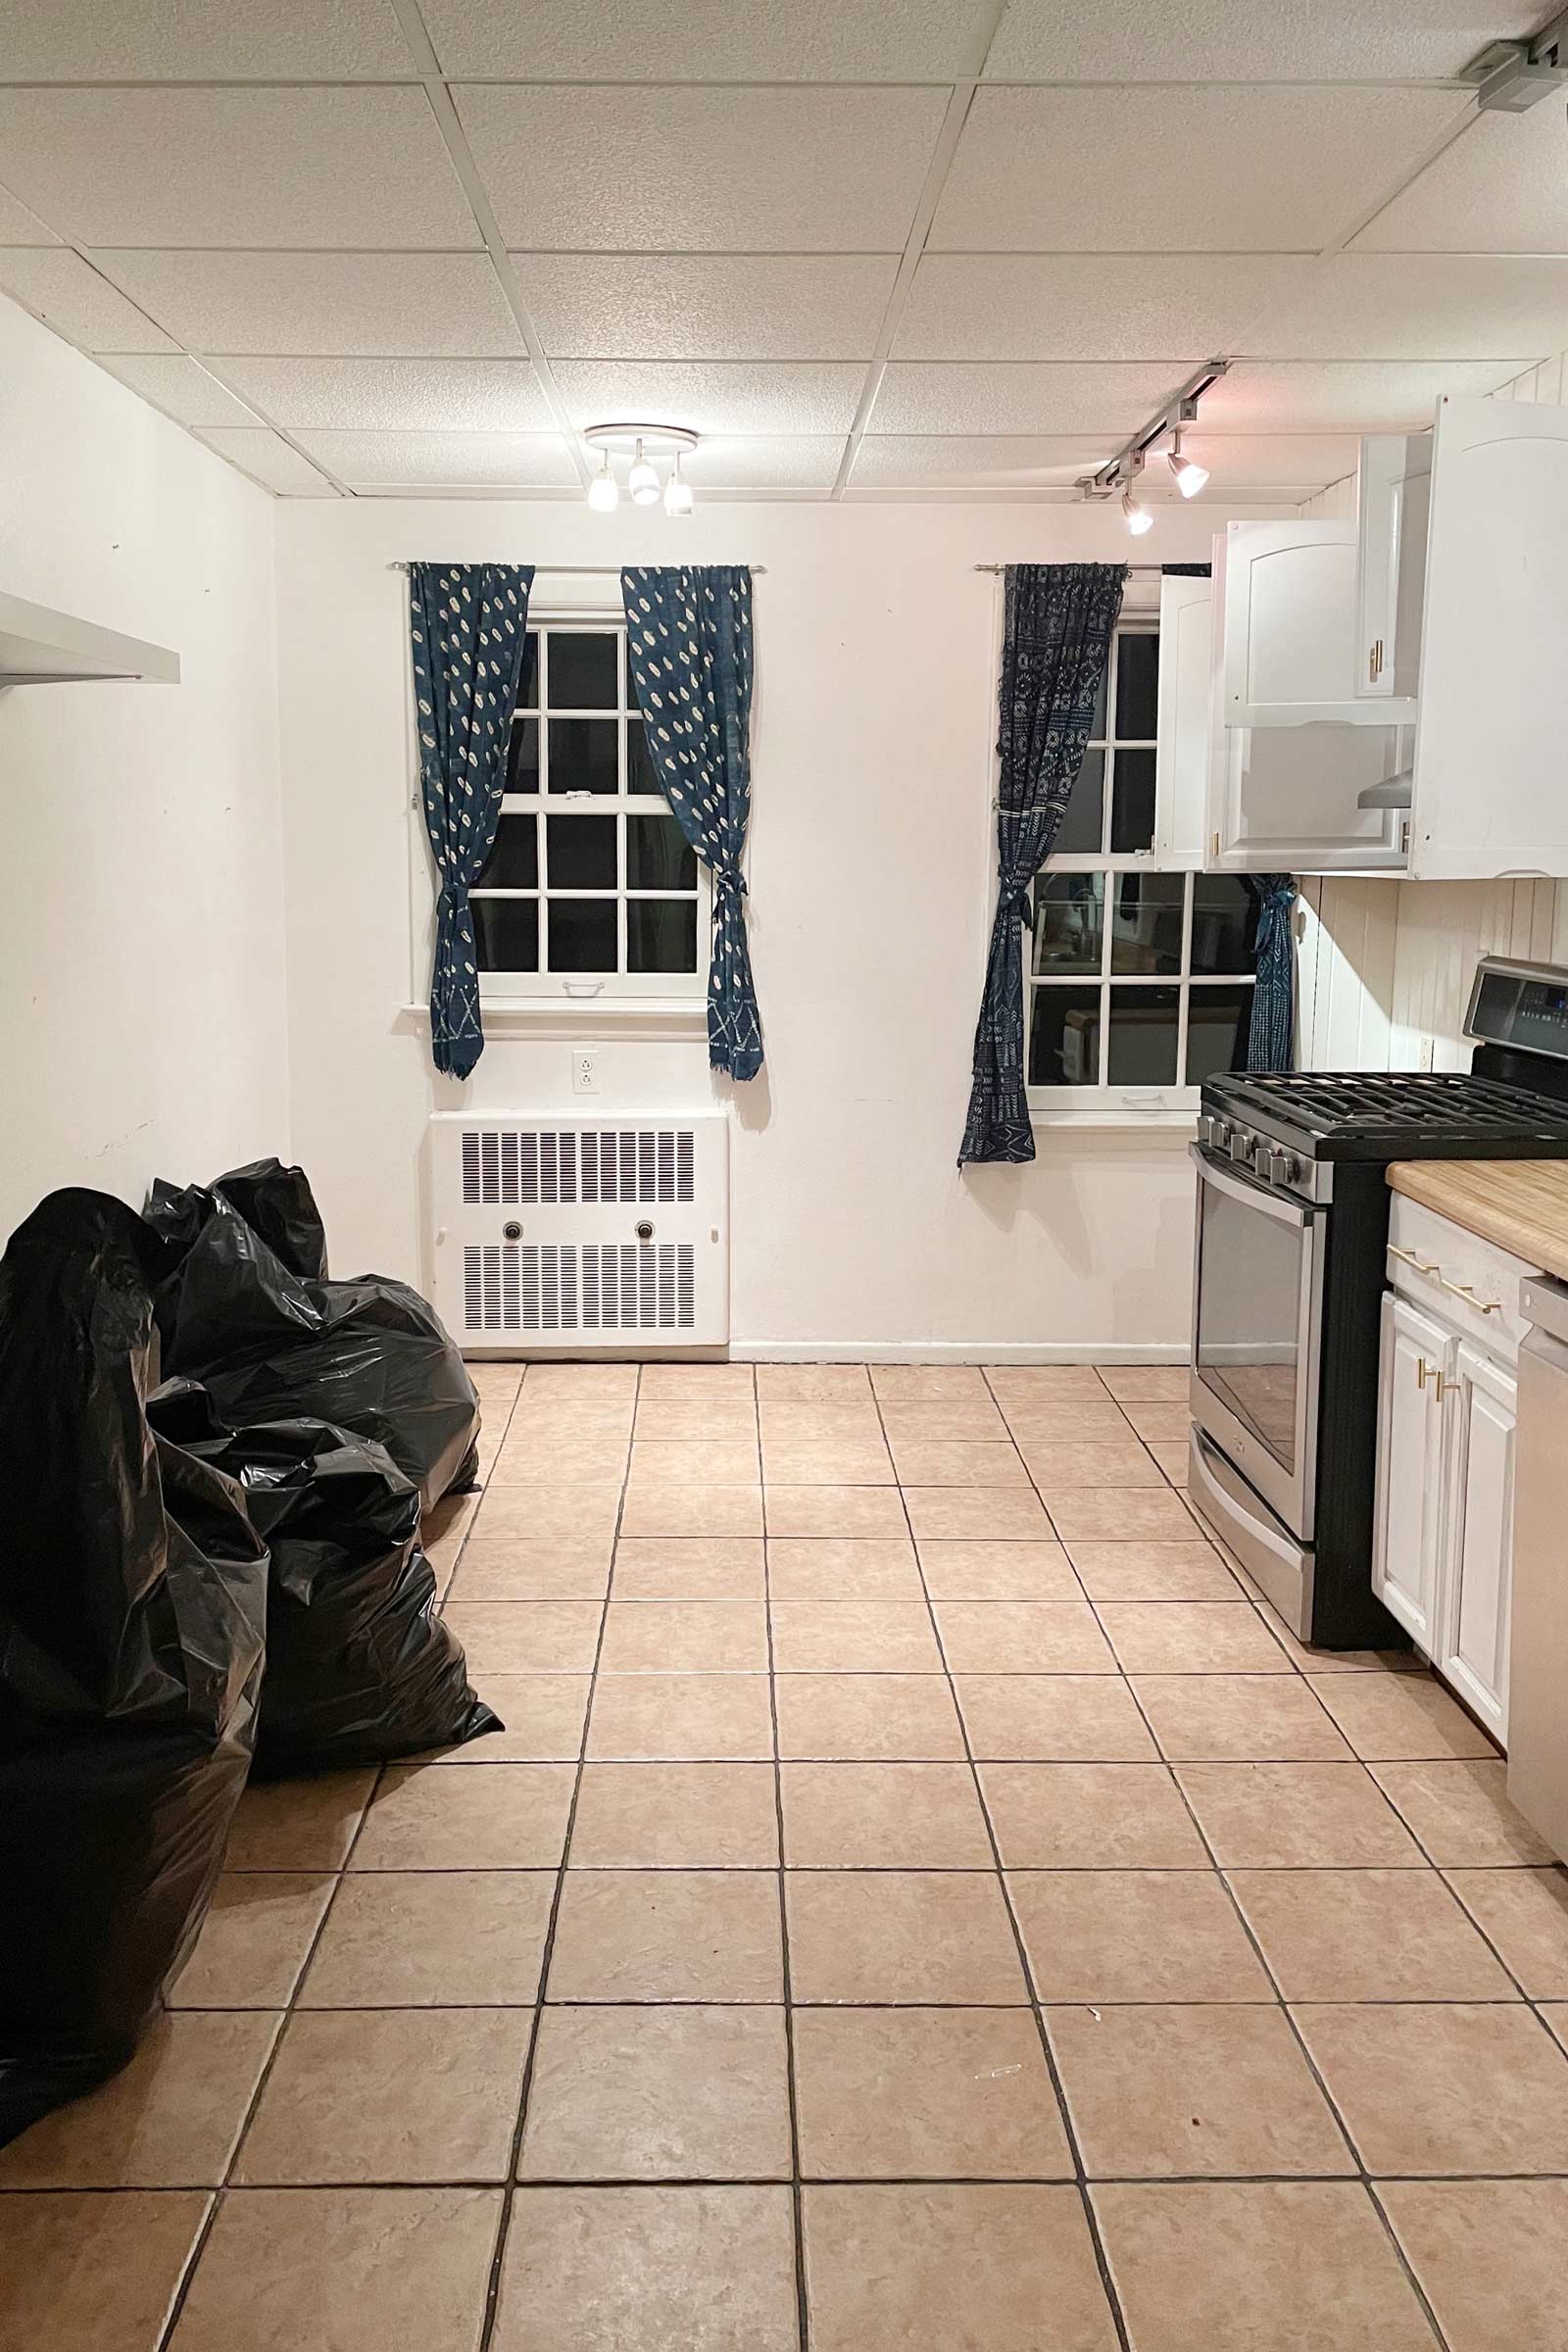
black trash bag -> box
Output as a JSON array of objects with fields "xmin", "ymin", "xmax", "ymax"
[
  {"xmin": 0, "ymin": 1191, "xmax": 269, "ymax": 2149},
  {"xmin": 145, "ymin": 1155, "xmax": 328, "ymax": 1281},
  {"xmin": 149, "ymin": 1178, "xmax": 481, "ymax": 1512},
  {"xmin": 148, "ymin": 1381, "xmax": 498, "ymax": 1777}
]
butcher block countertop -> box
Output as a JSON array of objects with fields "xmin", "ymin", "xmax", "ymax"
[{"xmin": 1389, "ymin": 1159, "xmax": 1568, "ymax": 1280}]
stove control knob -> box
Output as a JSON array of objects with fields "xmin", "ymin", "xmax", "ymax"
[
  {"xmin": 1198, "ymin": 1113, "xmax": 1229, "ymax": 1152},
  {"xmin": 1255, "ymin": 1145, "xmax": 1300, "ymax": 1188},
  {"xmin": 1229, "ymin": 1129, "xmax": 1254, "ymax": 1164}
]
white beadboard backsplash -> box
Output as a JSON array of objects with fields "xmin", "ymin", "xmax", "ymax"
[{"xmin": 1295, "ymin": 354, "xmax": 1568, "ymax": 1074}]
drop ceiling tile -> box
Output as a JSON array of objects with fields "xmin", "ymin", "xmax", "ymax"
[
  {"xmin": 1170, "ymin": 433, "xmax": 1362, "ymax": 486},
  {"xmin": 0, "ymin": 0, "xmax": 414, "ymax": 75},
  {"xmin": 0, "ymin": 249, "xmax": 176, "ymax": 352},
  {"xmin": 510, "ymin": 254, "xmax": 899, "ymax": 362},
  {"xmin": 195, "ymin": 428, "xmax": 342, "ymax": 496},
  {"xmin": 552, "ymin": 360, "xmax": 863, "ymax": 435},
  {"xmin": 896, "ymin": 254, "xmax": 1313, "ymax": 362},
  {"xmin": 213, "ymin": 357, "xmax": 556, "ymax": 432},
  {"xmin": 680, "ymin": 436, "xmax": 846, "ymax": 488},
  {"xmin": 850, "ymin": 435, "xmax": 1115, "ymax": 488},
  {"xmin": 1355, "ymin": 102, "xmax": 1568, "ymax": 254},
  {"xmin": 425, "ymin": 0, "xmax": 996, "ymax": 76},
  {"xmin": 455, "ymin": 84, "xmax": 948, "ymax": 252},
  {"xmin": 1242, "ymin": 255, "xmax": 1568, "ymax": 360},
  {"xmin": 0, "ymin": 185, "xmax": 58, "ymax": 245},
  {"xmin": 89, "ymin": 253, "xmax": 522, "ymax": 358},
  {"xmin": 95, "ymin": 355, "xmax": 263, "ymax": 427},
  {"xmin": 1202, "ymin": 359, "xmax": 1537, "ymax": 434},
  {"xmin": 0, "ymin": 88, "xmax": 479, "ymax": 250},
  {"xmin": 292, "ymin": 429, "xmax": 578, "ymax": 487},
  {"xmin": 985, "ymin": 0, "xmax": 1539, "ymax": 80},
  {"xmin": 930, "ymin": 86, "xmax": 1468, "ymax": 253},
  {"xmin": 871, "ymin": 362, "xmax": 1186, "ymax": 436}
]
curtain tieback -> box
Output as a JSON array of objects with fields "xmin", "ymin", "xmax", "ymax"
[
  {"xmin": 713, "ymin": 865, "xmax": 748, "ymax": 900},
  {"xmin": 998, "ymin": 878, "xmax": 1034, "ymax": 930}
]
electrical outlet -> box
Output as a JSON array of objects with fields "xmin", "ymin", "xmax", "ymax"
[
  {"xmin": 572, "ymin": 1047, "xmax": 600, "ymax": 1095},
  {"xmin": 1417, "ymin": 1034, "xmax": 1435, "ymax": 1072}
]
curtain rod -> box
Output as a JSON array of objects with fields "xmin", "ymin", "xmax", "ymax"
[
  {"xmin": 972, "ymin": 562, "xmax": 1164, "ymax": 575},
  {"xmin": 390, "ymin": 561, "xmax": 766, "ymax": 575}
]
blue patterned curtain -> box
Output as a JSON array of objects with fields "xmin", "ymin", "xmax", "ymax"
[
  {"xmin": 1246, "ymin": 874, "xmax": 1298, "ymax": 1072},
  {"xmin": 621, "ymin": 564, "xmax": 761, "ymax": 1081},
  {"xmin": 409, "ymin": 563, "xmax": 534, "ymax": 1078},
  {"xmin": 959, "ymin": 563, "xmax": 1127, "ymax": 1164}
]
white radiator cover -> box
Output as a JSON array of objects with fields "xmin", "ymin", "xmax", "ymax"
[{"xmin": 427, "ymin": 1111, "xmax": 729, "ymax": 1352}]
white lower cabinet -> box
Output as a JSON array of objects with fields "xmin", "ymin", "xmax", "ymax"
[
  {"xmin": 1372, "ymin": 1283, "xmax": 1518, "ymax": 1741},
  {"xmin": 1372, "ymin": 1291, "xmax": 1449, "ymax": 1651},
  {"xmin": 1438, "ymin": 1343, "xmax": 1516, "ymax": 1743}
]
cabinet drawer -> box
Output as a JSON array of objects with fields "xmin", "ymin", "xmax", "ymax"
[{"xmin": 1386, "ymin": 1194, "xmax": 1538, "ymax": 1358}]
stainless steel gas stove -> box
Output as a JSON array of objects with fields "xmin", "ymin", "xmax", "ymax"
[{"xmin": 1187, "ymin": 958, "xmax": 1568, "ymax": 1647}]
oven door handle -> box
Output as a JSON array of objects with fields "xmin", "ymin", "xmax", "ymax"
[{"xmin": 1189, "ymin": 1143, "xmax": 1319, "ymax": 1228}]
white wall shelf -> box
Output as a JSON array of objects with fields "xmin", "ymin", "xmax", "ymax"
[{"xmin": 0, "ymin": 589, "xmax": 179, "ymax": 686}]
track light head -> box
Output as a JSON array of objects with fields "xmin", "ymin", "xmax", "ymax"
[
  {"xmin": 1166, "ymin": 427, "xmax": 1208, "ymax": 499},
  {"xmin": 663, "ymin": 453, "xmax": 693, "ymax": 516},
  {"xmin": 586, "ymin": 450, "xmax": 618, "ymax": 513},
  {"xmin": 1121, "ymin": 485, "xmax": 1154, "ymax": 536},
  {"xmin": 627, "ymin": 438, "xmax": 661, "ymax": 506}
]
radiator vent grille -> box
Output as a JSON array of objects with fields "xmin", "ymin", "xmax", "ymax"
[
  {"xmin": 463, "ymin": 1243, "xmax": 696, "ymax": 1333},
  {"xmin": 461, "ymin": 1127, "xmax": 695, "ymax": 1208}
]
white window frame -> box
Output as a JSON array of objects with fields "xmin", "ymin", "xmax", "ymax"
[
  {"xmin": 470, "ymin": 613, "xmax": 710, "ymax": 1004},
  {"xmin": 1022, "ymin": 621, "xmax": 1255, "ymax": 1119}
]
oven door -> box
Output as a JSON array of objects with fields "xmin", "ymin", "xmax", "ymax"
[{"xmin": 1189, "ymin": 1144, "xmax": 1327, "ymax": 1539}]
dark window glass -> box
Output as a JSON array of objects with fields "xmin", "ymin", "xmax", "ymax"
[
  {"xmin": 626, "ymin": 715, "xmax": 659, "ymax": 795},
  {"xmin": 473, "ymin": 898, "xmax": 538, "ymax": 972},
  {"xmin": 474, "ymin": 813, "xmax": 538, "ymax": 889},
  {"xmin": 547, "ymin": 631, "xmax": 618, "ymax": 710},
  {"xmin": 505, "ymin": 715, "xmax": 540, "ymax": 794},
  {"xmin": 1187, "ymin": 982, "xmax": 1254, "ymax": 1082},
  {"xmin": 546, "ymin": 813, "xmax": 616, "ymax": 889},
  {"xmin": 548, "ymin": 717, "xmax": 617, "ymax": 795},
  {"xmin": 627, "ymin": 812, "xmax": 697, "ymax": 890},
  {"xmin": 1114, "ymin": 631, "xmax": 1158, "ymax": 739},
  {"xmin": 547, "ymin": 899, "xmax": 617, "ymax": 971},
  {"xmin": 1053, "ymin": 748, "xmax": 1104, "ymax": 854},
  {"xmin": 1088, "ymin": 662, "xmax": 1108, "ymax": 740},
  {"xmin": 1109, "ymin": 871, "xmax": 1184, "ymax": 975},
  {"xmin": 1107, "ymin": 984, "xmax": 1180, "ymax": 1084},
  {"xmin": 1028, "ymin": 984, "xmax": 1101, "ymax": 1086},
  {"xmin": 1032, "ymin": 873, "xmax": 1102, "ymax": 974},
  {"xmin": 628, "ymin": 899, "xmax": 699, "ymax": 973},
  {"xmin": 1191, "ymin": 875, "xmax": 1260, "ymax": 975},
  {"xmin": 1109, "ymin": 748, "xmax": 1157, "ymax": 853},
  {"xmin": 516, "ymin": 631, "xmax": 539, "ymax": 711}
]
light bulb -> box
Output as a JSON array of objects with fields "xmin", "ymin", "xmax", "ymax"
[
  {"xmin": 587, "ymin": 452, "xmax": 617, "ymax": 513},
  {"xmin": 1166, "ymin": 432, "xmax": 1208, "ymax": 499},
  {"xmin": 663, "ymin": 454, "xmax": 693, "ymax": 516},
  {"xmin": 1121, "ymin": 486, "xmax": 1154, "ymax": 536},
  {"xmin": 627, "ymin": 438, "xmax": 661, "ymax": 507}
]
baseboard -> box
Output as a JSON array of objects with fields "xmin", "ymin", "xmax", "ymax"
[{"xmin": 729, "ymin": 1341, "xmax": 1192, "ymax": 1364}]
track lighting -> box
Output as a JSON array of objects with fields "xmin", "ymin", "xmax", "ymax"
[
  {"xmin": 626, "ymin": 439, "xmax": 661, "ymax": 506},
  {"xmin": 587, "ymin": 450, "xmax": 618, "ymax": 513},
  {"xmin": 1121, "ymin": 486, "xmax": 1154, "ymax": 536},
  {"xmin": 584, "ymin": 422, "xmax": 700, "ymax": 515},
  {"xmin": 1166, "ymin": 428, "xmax": 1208, "ymax": 499},
  {"xmin": 663, "ymin": 453, "xmax": 693, "ymax": 516}
]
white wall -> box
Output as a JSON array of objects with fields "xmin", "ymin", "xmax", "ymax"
[
  {"xmin": 273, "ymin": 495, "xmax": 1295, "ymax": 1358},
  {"xmin": 0, "ymin": 297, "xmax": 289, "ymax": 1238},
  {"xmin": 1297, "ymin": 358, "xmax": 1568, "ymax": 1072}
]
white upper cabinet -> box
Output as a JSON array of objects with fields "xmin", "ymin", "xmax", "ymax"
[
  {"xmin": 1354, "ymin": 433, "xmax": 1431, "ymax": 704},
  {"xmin": 1407, "ymin": 396, "xmax": 1568, "ymax": 881},
  {"xmin": 1152, "ymin": 570, "xmax": 1211, "ymax": 866},
  {"xmin": 1219, "ymin": 519, "xmax": 1415, "ymax": 728}
]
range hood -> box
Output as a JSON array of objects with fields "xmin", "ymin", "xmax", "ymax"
[
  {"xmin": 0, "ymin": 590, "xmax": 179, "ymax": 686},
  {"xmin": 1356, "ymin": 766, "xmax": 1413, "ymax": 811}
]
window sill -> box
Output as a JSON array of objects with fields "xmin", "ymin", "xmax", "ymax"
[
  {"xmin": 400, "ymin": 999, "xmax": 708, "ymax": 1042},
  {"xmin": 1029, "ymin": 1098, "xmax": 1200, "ymax": 1134}
]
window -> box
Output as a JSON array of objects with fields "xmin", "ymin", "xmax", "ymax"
[
  {"xmin": 469, "ymin": 620, "xmax": 707, "ymax": 1000},
  {"xmin": 1026, "ymin": 622, "xmax": 1256, "ymax": 1102}
]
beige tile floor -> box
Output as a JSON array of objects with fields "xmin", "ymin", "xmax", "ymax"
[{"xmin": 6, "ymin": 1358, "xmax": 1568, "ymax": 2352}]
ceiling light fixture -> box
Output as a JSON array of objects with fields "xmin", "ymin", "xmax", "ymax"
[
  {"xmin": 1077, "ymin": 360, "xmax": 1229, "ymax": 528},
  {"xmin": 582, "ymin": 422, "xmax": 701, "ymax": 517},
  {"xmin": 587, "ymin": 449, "xmax": 618, "ymax": 514},
  {"xmin": 1166, "ymin": 427, "xmax": 1209, "ymax": 499}
]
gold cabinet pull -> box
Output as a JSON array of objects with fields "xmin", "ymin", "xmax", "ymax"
[
  {"xmin": 1438, "ymin": 1273, "xmax": 1503, "ymax": 1316},
  {"xmin": 1389, "ymin": 1245, "xmax": 1440, "ymax": 1275}
]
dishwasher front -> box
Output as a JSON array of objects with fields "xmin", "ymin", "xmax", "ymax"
[{"xmin": 1506, "ymin": 1274, "xmax": 1568, "ymax": 1864}]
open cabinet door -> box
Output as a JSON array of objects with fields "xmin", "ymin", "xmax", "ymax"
[
  {"xmin": 1409, "ymin": 395, "xmax": 1568, "ymax": 880},
  {"xmin": 1220, "ymin": 519, "xmax": 1416, "ymax": 728}
]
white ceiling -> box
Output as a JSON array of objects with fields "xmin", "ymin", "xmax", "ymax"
[{"xmin": 0, "ymin": 0, "xmax": 1562, "ymax": 502}]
